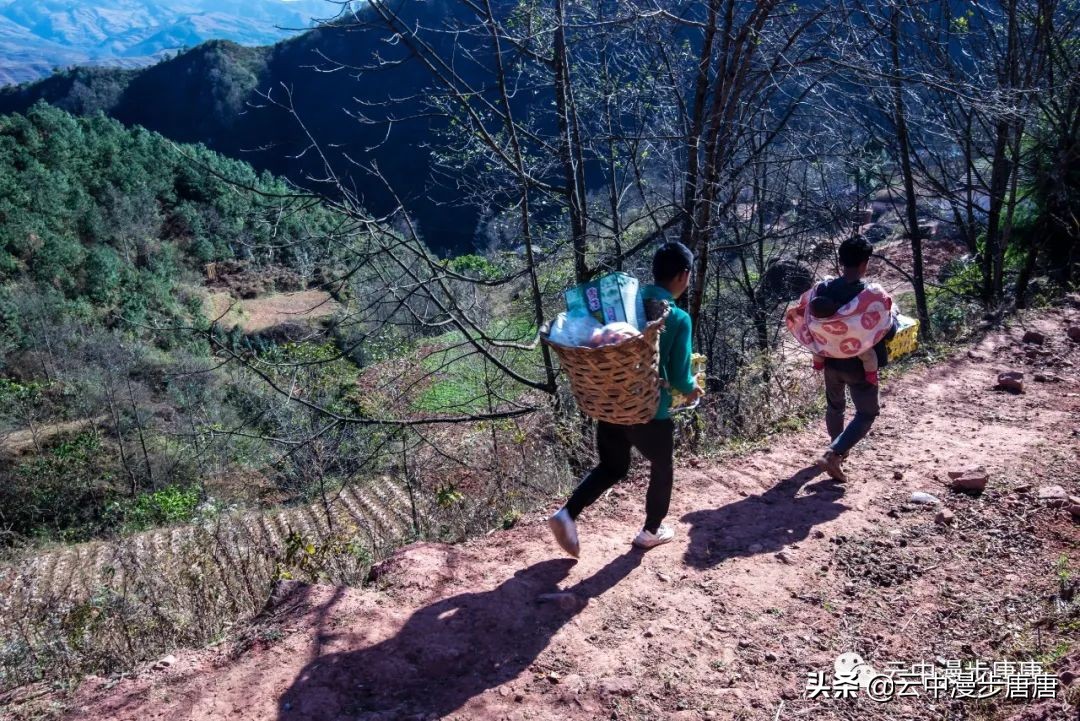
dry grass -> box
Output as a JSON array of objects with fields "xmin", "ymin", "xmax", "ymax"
[{"xmin": 203, "ymin": 290, "xmax": 340, "ymax": 332}]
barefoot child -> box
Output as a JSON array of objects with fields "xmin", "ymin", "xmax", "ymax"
[{"xmin": 548, "ymin": 242, "xmax": 703, "ymax": 557}]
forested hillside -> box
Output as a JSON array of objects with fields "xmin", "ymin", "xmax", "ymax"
[{"xmin": 0, "ymin": 104, "xmax": 348, "ymax": 545}]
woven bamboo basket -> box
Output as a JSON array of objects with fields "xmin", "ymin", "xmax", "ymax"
[{"xmin": 541, "ymin": 300, "xmax": 670, "ymax": 425}]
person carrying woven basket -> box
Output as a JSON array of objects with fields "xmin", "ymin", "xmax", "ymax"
[{"xmin": 548, "ymin": 242, "xmax": 703, "ymax": 557}]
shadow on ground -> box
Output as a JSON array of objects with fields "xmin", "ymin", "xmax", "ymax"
[
  {"xmin": 278, "ymin": 551, "xmax": 644, "ymax": 720},
  {"xmin": 681, "ymin": 465, "xmax": 848, "ymax": 569}
]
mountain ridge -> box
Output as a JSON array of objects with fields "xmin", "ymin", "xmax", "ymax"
[{"xmin": 0, "ymin": 0, "xmax": 333, "ymax": 86}]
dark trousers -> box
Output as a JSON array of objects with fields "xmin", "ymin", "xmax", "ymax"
[
  {"xmin": 565, "ymin": 419, "xmax": 674, "ymax": 533},
  {"xmin": 824, "ymin": 365, "xmax": 880, "ymax": 455}
]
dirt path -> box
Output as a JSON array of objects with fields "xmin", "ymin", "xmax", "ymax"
[{"xmin": 57, "ymin": 305, "xmax": 1080, "ymax": 721}]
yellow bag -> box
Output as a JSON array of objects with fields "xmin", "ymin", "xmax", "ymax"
[
  {"xmin": 670, "ymin": 353, "xmax": 707, "ymax": 411},
  {"xmin": 886, "ymin": 315, "xmax": 919, "ymax": 362}
]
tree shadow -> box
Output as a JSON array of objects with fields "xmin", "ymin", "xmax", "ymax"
[
  {"xmin": 278, "ymin": 551, "xmax": 645, "ymax": 720},
  {"xmin": 681, "ymin": 466, "xmax": 848, "ymax": 569}
]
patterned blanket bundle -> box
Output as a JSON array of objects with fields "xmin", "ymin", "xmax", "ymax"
[{"xmin": 785, "ymin": 282, "xmax": 895, "ymax": 359}]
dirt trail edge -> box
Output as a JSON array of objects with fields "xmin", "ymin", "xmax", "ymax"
[{"xmin": 62, "ymin": 306, "xmax": 1080, "ymax": 721}]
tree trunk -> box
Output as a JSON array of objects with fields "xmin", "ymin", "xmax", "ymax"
[
  {"xmin": 889, "ymin": 6, "xmax": 932, "ymax": 339},
  {"xmin": 983, "ymin": 123, "xmax": 1012, "ymax": 304},
  {"xmin": 1014, "ymin": 234, "xmax": 1039, "ymax": 309},
  {"xmin": 126, "ymin": 378, "xmax": 154, "ymax": 488},
  {"xmin": 553, "ymin": 0, "xmax": 589, "ymax": 283},
  {"xmin": 680, "ymin": 0, "xmax": 720, "ymax": 249}
]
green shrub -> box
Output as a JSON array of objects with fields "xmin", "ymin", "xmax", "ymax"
[
  {"xmin": 106, "ymin": 486, "xmax": 202, "ymax": 533},
  {"xmin": 928, "ymin": 257, "xmax": 984, "ymax": 338},
  {"xmin": 2, "ymin": 430, "xmax": 118, "ymax": 543}
]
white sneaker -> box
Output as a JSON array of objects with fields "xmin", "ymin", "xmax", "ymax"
[
  {"xmin": 548, "ymin": 508, "xmax": 580, "ymax": 558},
  {"xmin": 632, "ymin": 524, "xmax": 675, "ymax": 549}
]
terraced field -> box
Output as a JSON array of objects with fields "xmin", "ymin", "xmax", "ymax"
[
  {"xmin": 0, "ymin": 474, "xmax": 429, "ymax": 689},
  {"xmin": 2, "ymin": 475, "xmax": 426, "ymax": 600}
]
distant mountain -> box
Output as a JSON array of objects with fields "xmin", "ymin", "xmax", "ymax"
[
  {"xmin": 0, "ymin": 2, "xmax": 521, "ymax": 253},
  {"xmin": 0, "ymin": 0, "xmax": 334, "ymax": 86}
]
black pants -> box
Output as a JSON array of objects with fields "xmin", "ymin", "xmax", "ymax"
[
  {"xmin": 824, "ymin": 365, "xmax": 880, "ymax": 455},
  {"xmin": 565, "ymin": 418, "xmax": 674, "ymax": 533}
]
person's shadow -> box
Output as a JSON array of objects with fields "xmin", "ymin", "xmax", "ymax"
[
  {"xmin": 681, "ymin": 466, "xmax": 847, "ymax": 569},
  {"xmin": 278, "ymin": 551, "xmax": 644, "ymax": 720}
]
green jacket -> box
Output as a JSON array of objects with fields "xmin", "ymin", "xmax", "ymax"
[{"xmin": 641, "ymin": 285, "xmax": 696, "ymax": 420}]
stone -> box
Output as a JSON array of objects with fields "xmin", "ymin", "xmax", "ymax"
[
  {"xmin": 935, "ymin": 509, "xmax": 956, "ymax": 526},
  {"xmin": 154, "ymin": 654, "xmax": 177, "ymax": 670},
  {"xmin": 713, "ymin": 688, "xmax": 745, "ymax": 701},
  {"xmin": 893, "ymin": 470, "xmax": 904, "ymax": 480},
  {"xmin": 1022, "ymin": 330, "xmax": 1046, "ymax": 345},
  {"xmin": 1067, "ymin": 504, "xmax": 1080, "ymax": 520},
  {"xmin": 1068, "ymin": 325, "xmax": 1080, "ymax": 342},
  {"xmin": 996, "ymin": 371, "xmax": 1024, "ymax": 393},
  {"xmin": 1037, "ymin": 485, "xmax": 1070, "ymax": 508},
  {"xmin": 775, "ymin": 550, "xmax": 794, "ymax": 565},
  {"xmin": 670, "ymin": 712, "xmax": 701, "ymax": 721},
  {"xmin": 556, "ymin": 673, "xmax": 586, "ymax": 695},
  {"xmin": 1034, "ymin": 373, "xmax": 1063, "ymax": 383},
  {"xmin": 747, "ymin": 543, "xmax": 764, "ymax": 553},
  {"xmin": 597, "ymin": 676, "xmax": 637, "ymax": 697},
  {"xmin": 910, "ymin": 491, "xmax": 942, "ymax": 505},
  {"xmin": 950, "ymin": 469, "xmax": 988, "ymax": 493},
  {"xmin": 764, "ymin": 651, "xmax": 778, "ymax": 662}
]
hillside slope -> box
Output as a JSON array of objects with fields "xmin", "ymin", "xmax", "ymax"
[{"xmin": 38, "ymin": 304, "xmax": 1080, "ymax": 721}]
